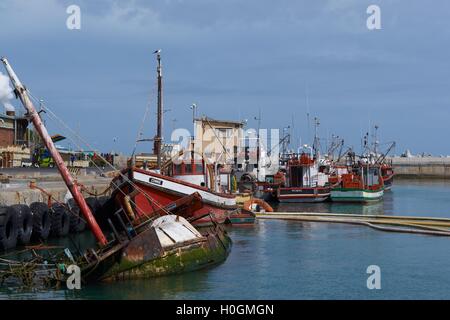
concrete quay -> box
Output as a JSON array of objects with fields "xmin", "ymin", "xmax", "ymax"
[{"xmin": 0, "ymin": 169, "xmax": 114, "ymax": 206}]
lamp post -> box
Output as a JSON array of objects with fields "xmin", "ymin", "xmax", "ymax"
[{"xmin": 190, "ymin": 103, "xmax": 197, "ymax": 124}]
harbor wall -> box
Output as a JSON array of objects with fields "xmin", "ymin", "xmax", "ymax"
[
  {"xmin": 392, "ymin": 157, "xmax": 450, "ymax": 178},
  {"xmin": 0, "ymin": 172, "xmax": 112, "ymax": 206}
]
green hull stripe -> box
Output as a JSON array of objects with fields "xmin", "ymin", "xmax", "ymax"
[{"xmin": 332, "ymin": 188, "xmax": 384, "ymax": 193}]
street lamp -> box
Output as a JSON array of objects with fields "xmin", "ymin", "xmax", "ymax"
[{"xmin": 190, "ymin": 103, "xmax": 197, "ymax": 123}]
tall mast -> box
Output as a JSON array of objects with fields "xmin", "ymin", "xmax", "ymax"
[
  {"xmin": 154, "ymin": 50, "xmax": 163, "ymax": 169},
  {"xmin": 373, "ymin": 124, "xmax": 379, "ymax": 157},
  {"xmin": 1, "ymin": 57, "xmax": 107, "ymax": 246},
  {"xmin": 313, "ymin": 117, "xmax": 320, "ymax": 159}
]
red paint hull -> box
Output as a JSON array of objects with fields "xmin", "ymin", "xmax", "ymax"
[
  {"xmin": 112, "ymin": 168, "xmax": 238, "ymax": 227},
  {"xmin": 131, "ymin": 182, "xmax": 232, "ymax": 227}
]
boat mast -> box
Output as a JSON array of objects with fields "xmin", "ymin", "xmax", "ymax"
[
  {"xmin": 372, "ymin": 124, "xmax": 379, "ymax": 160},
  {"xmin": 313, "ymin": 117, "xmax": 320, "ymax": 159},
  {"xmin": 1, "ymin": 57, "xmax": 107, "ymax": 246},
  {"xmin": 154, "ymin": 50, "xmax": 163, "ymax": 169}
]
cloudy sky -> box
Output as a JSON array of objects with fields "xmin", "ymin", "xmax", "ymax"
[{"xmin": 0, "ymin": 0, "xmax": 449, "ymax": 155}]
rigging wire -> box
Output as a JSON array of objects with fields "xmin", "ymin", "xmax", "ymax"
[
  {"xmin": 26, "ymin": 90, "xmax": 172, "ymax": 216},
  {"xmin": 131, "ymin": 78, "xmax": 157, "ymax": 158}
]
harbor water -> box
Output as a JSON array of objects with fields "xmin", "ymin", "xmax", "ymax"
[{"xmin": 2, "ymin": 179, "xmax": 450, "ymax": 300}]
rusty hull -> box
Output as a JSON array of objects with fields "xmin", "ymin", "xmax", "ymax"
[{"xmin": 82, "ymin": 223, "xmax": 231, "ymax": 282}]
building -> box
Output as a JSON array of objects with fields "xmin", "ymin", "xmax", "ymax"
[
  {"xmin": 0, "ymin": 111, "xmax": 29, "ymax": 147},
  {"xmin": 193, "ymin": 116, "xmax": 245, "ymax": 164},
  {"xmin": 0, "ymin": 111, "xmax": 31, "ymax": 168}
]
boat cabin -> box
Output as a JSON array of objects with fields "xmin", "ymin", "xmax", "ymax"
[
  {"xmin": 169, "ymin": 159, "xmax": 208, "ymax": 187},
  {"xmin": 341, "ymin": 165, "xmax": 383, "ymax": 190},
  {"xmin": 286, "ymin": 153, "xmax": 328, "ymax": 188},
  {"xmin": 168, "ymin": 159, "xmax": 234, "ymax": 193}
]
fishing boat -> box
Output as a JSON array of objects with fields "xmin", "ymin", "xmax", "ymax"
[
  {"xmin": 364, "ymin": 126, "xmax": 396, "ymax": 191},
  {"xmin": 0, "ymin": 56, "xmax": 231, "ymax": 285},
  {"xmin": 111, "ymin": 164, "xmax": 239, "ymax": 227},
  {"xmin": 83, "ymin": 198, "xmax": 232, "ymax": 282},
  {"xmin": 276, "ymin": 152, "xmax": 331, "ymax": 202},
  {"xmin": 112, "ymin": 51, "xmax": 253, "ymax": 227},
  {"xmin": 255, "ymin": 171, "xmax": 285, "ymax": 202},
  {"xmin": 327, "ymin": 165, "xmax": 349, "ymax": 186},
  {"xmin": 331, "ymin": 161, "xmax": 384, "ymax": 203}
]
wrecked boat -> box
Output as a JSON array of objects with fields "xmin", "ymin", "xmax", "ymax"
[{"xmin": 0, "ymin": 56, "xmax": 231, "ymax": 286}]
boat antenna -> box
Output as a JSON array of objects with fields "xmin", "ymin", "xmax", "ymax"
[
  {"xmin": 1, "ymin": 57, "xmax": 107, "ymax": 246},
  {"xmin": 154, "ymin": 49, "xmax": 163, "ymax": 169}
]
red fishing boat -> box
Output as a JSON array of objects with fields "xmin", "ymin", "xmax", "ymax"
[
  {"xmin": 110, "ymin": 51, "xmax": 248, "ymax": 227},
  {"xmin": 331, "ymin": 158, "xmax": 385, "ymax": 203},
  {"xmin": 111, "ymin": 164, "xmax": 239, "ymax": 227},
  {"xmin": 276, "ymin": 153, "xmax": 331, "ymax": 202}
]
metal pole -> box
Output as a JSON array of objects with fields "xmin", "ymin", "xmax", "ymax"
[
  {"xmin": 191, "ymin": 103, "xmax": 196, "ymax": 124},
  {"xmin": 154, "ymin": 50, "xmax": 163, "ymax": 169},
  {"xmin": 1, "ymin": 57, "xmax": 107, "ymax": 246}
]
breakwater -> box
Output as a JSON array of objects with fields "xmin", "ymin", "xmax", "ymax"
[{"xmin": 392, "ymin": 157, "xmax": 450, "ymax": 179}]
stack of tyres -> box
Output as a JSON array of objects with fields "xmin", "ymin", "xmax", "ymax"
[{"xmin": 0, "ymin": 195, "xmax": 110, "ymax": 251}]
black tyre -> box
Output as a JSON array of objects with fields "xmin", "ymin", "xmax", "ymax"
[
  {"xmin": 85, "ymin": 197, "xmax": 100, "ymax": 214},
  {"xmin": 94, "ymin": 196, "xmax": 110, "ymax": 220},
  {"xmin": 67, "ymin": 199, "xmax": 86, "ymax": 233},
  {"xmin": 50, "ymin": 203, "xmax": 70, "ymax": 237},
  {"xmin": 0, "ymin": 206, "xmax": 19, "ymax": 250},
  {"xmin": 97, "ymin": 195, "xmax": 109, "ymax": 207},
  {"xmin": 11, "ymin": 204, "xmax": 33, "ymax": 245},
  {"xmin": 30, "ymin": 202, "xmax": 51, "ymax": 240},
  {"xmin": 94, "ymin": 196, "xmax": 118, "ymax": 230}
]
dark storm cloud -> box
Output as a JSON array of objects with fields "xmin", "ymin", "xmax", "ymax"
[{"xmin": 0, "ymin": 0, "xmax": 449, "ymax": 154}]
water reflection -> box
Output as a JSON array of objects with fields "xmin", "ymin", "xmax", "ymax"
[
  {"xmin": 274, "ymin": 199, "xmax": 386, "ymax": 216},
  {"xmin": 78, "ymin": 270, "xmax": 213, "ymax": 300}
]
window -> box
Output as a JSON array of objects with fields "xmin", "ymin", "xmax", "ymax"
[
  {"xmin": 215, "ymin": 128, "xmax": 232, "ymax": 138},
  {"xmin": 195, "ymin": 163, "xmax": 204, "ymax": 174}
]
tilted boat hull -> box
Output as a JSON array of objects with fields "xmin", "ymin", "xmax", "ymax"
[
  {"xmin": 112, "ymin": 168, "xmax": 238, "ymax": 227},
  {"xmin": 82, "ymin": 217, "xmax": 232, "ymax": 282}
]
